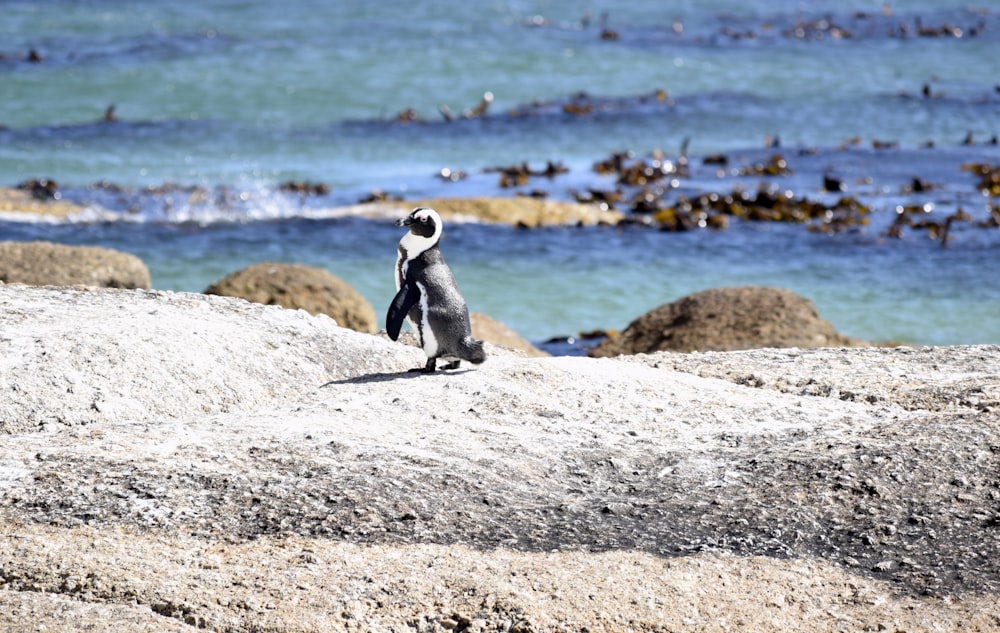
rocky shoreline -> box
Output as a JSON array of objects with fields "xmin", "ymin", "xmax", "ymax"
[
  {"xmin": 3, "ymin": 144, "xmax": 998, "ymax": 240},
  {"xmin": 1, "ymin": 284, "xmax": 998, "ymax": 631}
]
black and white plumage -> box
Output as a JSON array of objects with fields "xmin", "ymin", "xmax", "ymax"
[{"xmin": 386, "ymin": 207, "xmax": 486, "ymax": 373}]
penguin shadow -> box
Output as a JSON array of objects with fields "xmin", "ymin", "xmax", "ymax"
[{"xmin": 320, "ymin": 367, "xmax": 475, "ymax": 387}]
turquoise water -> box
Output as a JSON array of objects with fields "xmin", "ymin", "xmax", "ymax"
[
  {"xmin": 2, "ymin": 1, "xmax": 999, "ymax": 349},
  {"xmin": 4, "ymin": 1, "xmax": 998, "ymax": 186}
]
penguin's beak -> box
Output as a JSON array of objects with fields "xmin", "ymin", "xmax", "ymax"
[{"xmin": 396, "ymin": 217, "xmax": 412, "ymax": 227}]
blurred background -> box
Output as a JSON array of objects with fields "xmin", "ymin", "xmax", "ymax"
[{"xmin": 1, "ymin": 1, "xmax": 998, "ymax": 349}]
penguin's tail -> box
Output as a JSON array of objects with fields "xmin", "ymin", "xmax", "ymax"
[{"xmin": 460, "ymin": 337, "xmax": 487, "ymax": 364}]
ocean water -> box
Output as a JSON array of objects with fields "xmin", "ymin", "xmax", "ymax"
[{"xmin": 1, "ymin": 1, "xmax": 999, "ymax": 350}]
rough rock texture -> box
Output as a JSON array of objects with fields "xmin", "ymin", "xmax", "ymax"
[
  {"xmin": 204, "ymin": 261, "xmax": 377, "ymax": 333},
  {"xmin": 0, "ymin": 285, "xmax": 395, "ymax": 434},
  {"xmin": 591, "ymin": 285, "xmax": 864, "ymax": 356},
  {"xmin": 413, "ymin": 196, "xmax": 623, "ymax": 227},
  {"xmin": 0, "ymin": 240, "xmax": 151, "ymax": 289},
  {"xmin": 0, "ymin": 284, "xmax": 998, "ymax": 632},
  {"xmin": 471, "ymin": 311, "xmax": 548, "ymax": 357}
]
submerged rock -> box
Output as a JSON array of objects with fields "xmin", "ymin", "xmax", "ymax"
[
  {"xmin": 0, "ymin": 186, "xmax": 92, "ymax": 219},
  {"xmin": 591, "ymin": 285, "xmax": 865, "ymax": 356},
  {"xmin": 0, "ymin": 240, "xmax": 150, "ymax": 289},
  {"xmin": 413, "ymin": 196, "xmax": 622, "ymax": 227},
  {"xmin": 204, "ymin": 261, "xmax": 377, "ymax": 333}
]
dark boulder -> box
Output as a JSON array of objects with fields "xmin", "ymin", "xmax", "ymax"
[
  {"xmin": 205, "ymin": 262, "xmax": 377, "ymax": 333},
  {"xmin": 0, "ymin": 240, "xmax": 150, "ymax": 289},
  {"xmin": 591, "ymin": 286, "xmax": 864, "ymax": 356}
]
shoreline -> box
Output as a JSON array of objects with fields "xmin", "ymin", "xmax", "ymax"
[{"xmin": 0, "ymin": 141, "xmax": 995, "ymax": 235}]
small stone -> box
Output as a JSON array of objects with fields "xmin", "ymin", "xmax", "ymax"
[{"xmin": 873, "ymin": 560, "xmax": 894, "ymax": 572}]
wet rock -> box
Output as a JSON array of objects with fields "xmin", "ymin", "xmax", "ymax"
[
  {"xmin": 278, "ymin": 181, "xmax": 331, "ymax": 196},
  {"xmin": 0, "ymin": 240, "xmax": 150, "ymax": 289},
  {"xmin": 411, "ymin": 196, "xmax": 621, "ymax": 227},
  {"xmin": 0, "ymin": 187, "xmax": 93, "ymax": 219},
  {"xmin": 590, "ymin": 286, "xmax": 864, "ymax": 356},
  {"xmin": 485, "ymin": 160, "xmax": 568, "ymax": 188},
  {"xmin": 470, "ymin": 312, "xmax": 548, "ymax": 357},
  {"xmin": 17, "ymin": 178, "xmax": 60, "ymax": 200},
  {"xmin": 204, "ymin": 261, "xmax": 377, "ymax": 333},
  {"xmin": 736, "ymin": 154, "xmax": 792, "ymax": 177}
]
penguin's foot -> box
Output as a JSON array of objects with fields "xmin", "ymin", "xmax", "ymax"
[
  {"xmin": 408, "ymin": 358, "xmax": 437, "ymax": 373},
  {"xmin": 407, "ymin": 358, "xmax": 462, "ymax": 373}
]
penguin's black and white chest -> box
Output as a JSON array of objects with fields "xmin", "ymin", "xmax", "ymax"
[{"xmin": 395, "ymin": 247, "xmax": 440, "ymax": 358}]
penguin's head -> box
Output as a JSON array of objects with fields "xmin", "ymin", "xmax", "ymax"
[{"xmin": 397, "ymin": 207, "xmax": 442, "ymax": 241}]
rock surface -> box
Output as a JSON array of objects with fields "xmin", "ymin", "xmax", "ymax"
[
  {"xmin": 0, "ymin": 187, "xmax": 93, "ymax": 219},
  {"xmin": 0, "ymin": 284, "xmax": 998, "ymax": 632},
  {"xmin": 204, "ymin": 261, "xmax": 378, "ymax": 333},
  {"xmin": 591, "ymin": 285, "xmax": 864, "ymax": 356},
  {"xmin": 413, "ymin": 196, "xmax": 623, "ymax": 226},
  {"xmin": 0, "ymin": 240, "xmax": 151, "ymax": 289}
]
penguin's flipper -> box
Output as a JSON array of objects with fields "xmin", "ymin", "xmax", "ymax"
[{"xmin": 386, "ymin": 282, "xmax": 421, "ymax": 341}]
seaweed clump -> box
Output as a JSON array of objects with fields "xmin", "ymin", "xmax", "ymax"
[
  {"xmin": 584, "ymin": 150, "xmax": 869, "ymax": 233},
  {"xmin": 962, "ymin": 163, "xmax": 1000, "ymax": 197},
  {"xmin": 642, "ymin": 187, "xmax": 870, "ymax": 234},
  {"xmin": 486, "ymin": 161, "xmax": 569, "ymax": 188}
]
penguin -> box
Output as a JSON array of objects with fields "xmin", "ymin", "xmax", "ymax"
[{"xmin": 386, "ymin": 207, "xmax": 487, "ymax": 373}]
